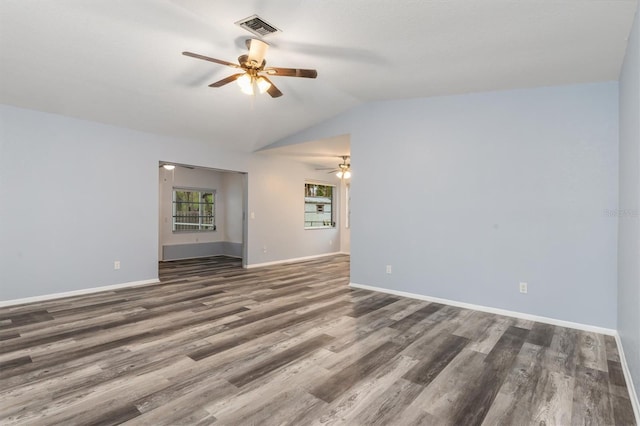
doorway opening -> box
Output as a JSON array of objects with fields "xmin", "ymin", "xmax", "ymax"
[{"xmin": 158, "ymin": 162, "xmax": 248, "ymax": 274}]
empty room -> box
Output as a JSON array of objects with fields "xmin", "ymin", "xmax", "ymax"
[{"xmin": 1, "ymin": 1, "xmax": 639, "ymax": 425}]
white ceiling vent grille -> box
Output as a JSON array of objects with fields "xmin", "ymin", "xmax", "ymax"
[{"xmin": 235, "ymin": 15, "xmax": 281, "ymax": 37}]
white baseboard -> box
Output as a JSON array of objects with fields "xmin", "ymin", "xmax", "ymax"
[
  {"xmin": 245, "ymin": 252, "xmax": 344, "ymax": 269},
  {"xmin": 160, "ymin": 254, "xmax": 243, "ymax": 262},
  {"xmin": 348, "ymin": 282, "xmax": 617, "ymax": 336},
  {"xmin": 0, "ymin": 278, "xmax": 160, "ymax": 308},
  {"xmin": 615, "ymin": 333, "xmax": 640, "ymax": 423}
]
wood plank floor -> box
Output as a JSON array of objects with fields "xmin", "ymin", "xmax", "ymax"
[{"xmin": 0, "ymin": 254, "xmax": 636, "ymax": 425}]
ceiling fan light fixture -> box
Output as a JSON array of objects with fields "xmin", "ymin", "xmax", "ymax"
[
  {"xmin": 336, "ymin": 170, "xmax": 351, "ymax": 179},
  {"xmin": 237, "ymin": 73, "xmax": 254, "ymax": 95},
  {"xmin": 334, "ymin": 156, "xmax": 352, "ymax": 179},
  {"xmin": 256, "ymin": 76, "xmax": 271, "ymax": 94},
  {"xmin": 237, "ymin": 73, "xmax": 271, "ymax": 95}
]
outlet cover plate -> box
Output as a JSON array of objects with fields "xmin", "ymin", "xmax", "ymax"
[{"xmin": 519, "ymin": 282, "xmax": 527, "ymax": 293}]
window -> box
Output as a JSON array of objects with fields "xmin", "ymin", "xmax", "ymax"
[
  {"xmin": 172, "ymin": 188, "xmax": 215, "ymax": 232},
  {"xmin": 345, "ymin": 183, "xmax": 351, "ymax": 229},
  {"xmin": 305, "ymin": 183, "xmax": 335, "ymax": 228}
]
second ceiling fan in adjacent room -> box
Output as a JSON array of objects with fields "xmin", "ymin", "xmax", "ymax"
[{"xmin": 317, "ymin": 156, "xmax": 351, "ymax": 179}]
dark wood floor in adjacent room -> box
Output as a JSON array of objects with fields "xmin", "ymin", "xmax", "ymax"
[{"xmin": 0, "ymin": 255, "xmax": 636, "ymax": 425}]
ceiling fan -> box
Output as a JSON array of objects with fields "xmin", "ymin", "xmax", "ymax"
[
  {"xmin": 182, "ymin": 39, "xmax": 318, "ymax": 98},
  {"xmin": 317, "ymin": 156, "xmax": 351, "ymax": 179}
]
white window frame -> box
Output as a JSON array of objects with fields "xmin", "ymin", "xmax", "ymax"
[
  {"xmin": 304, "ymin": 182, "xmax": 336, "ymax": 229},
  {"xmin": 172, "ymin": 187, "xmax": 216, "ymax": 232},
  {"xmin": 345, "ymin": 183, "xmax": 350, "ymax": 229}
]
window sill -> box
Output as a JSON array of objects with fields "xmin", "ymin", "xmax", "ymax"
[
  {"xmin": 172, "ymin": 230, "xmax": 217, "ymax": 234},
  {"xmin": 304, "ymin": 226, "xmax": 335, "ymax": 230}
]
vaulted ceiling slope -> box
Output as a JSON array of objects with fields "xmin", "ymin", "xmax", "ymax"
[{"xmin": 0, "ymin": 0, "xmax": 636, "ymax": 152}]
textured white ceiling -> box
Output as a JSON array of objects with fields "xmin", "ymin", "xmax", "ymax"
[
  {"xmin": 258, "ymin": 134, "xmax": 351, "ymax": 169},
  {"xmin": 0, "ymin": 0, "xmax": 637, "ymax": 152}
]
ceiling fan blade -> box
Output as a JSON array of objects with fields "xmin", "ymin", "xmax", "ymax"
[
  {"xmin": 247, "ymin": 39, "xmax": 269, "ymax": 66},
  {"xmin": 262, "ymin": 76, "xmax": 283, "ymax": 98},
  {"xmin": 182, "ymin": 51, "xmax": 241, "ymax": 68},
  {"xmin": 264, "ymin": 67, "xmax": 318, "ymax": 78},
  {"xmin": 208, "ymin": 73, "xmax": 245, "ymax": 88}
]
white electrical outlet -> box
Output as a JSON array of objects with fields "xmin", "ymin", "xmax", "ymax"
[
  {"xmin": 263, "ymin": 245, "xmax": 267, "ymax": 254},
  {"xmin": 386, "ymin": 265, "xmax": 392, "ymax": 274},
  {"xmin": 329, "ymin": 240, "xmax": 333, "ymax": 246},
  {"xmin": 519, "ymin": 282, "xmax": 528, "ymax": 293},
  {"xmin": 114, "ymin": 261, "xmax": 121, "ymax": 270}
]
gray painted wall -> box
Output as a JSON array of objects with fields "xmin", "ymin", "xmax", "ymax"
[
  {"xmin": 247, "ymin": 154, "xmax": 341, "ymax": 265},
  {"xmin": 278, "ymin": 82, "xmax": 620, "ymax": 328},
  {"xmin": 162, "ymin": 241, "xmax": 242, "ymax": 261},
  {"xmin": 0, "ymin": 104, "xmax": 340, "ymax": 300},
  {"xmin": 618, "ymin": 7, "xmax": 640, "ymax": 400},
  {"xmin": 350, "ymin": 83, "xmax": 619, "ymax": 328},
  {"xmin": 223, "ymin": 172, "xmax": 245, "ymax": 244},
  {"xmin": 1, "ymin": 106, "xmax": 162, "ymax": 299}
]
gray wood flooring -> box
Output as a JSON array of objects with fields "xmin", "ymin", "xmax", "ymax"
[{"xmin": 0, "ymin": 254, "xmax": 636, "ymax": 425}]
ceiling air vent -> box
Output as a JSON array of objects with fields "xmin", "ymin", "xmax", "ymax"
[{"xmin": 235, "ymin": 15, "xmax": 281, "ymax": 37}]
